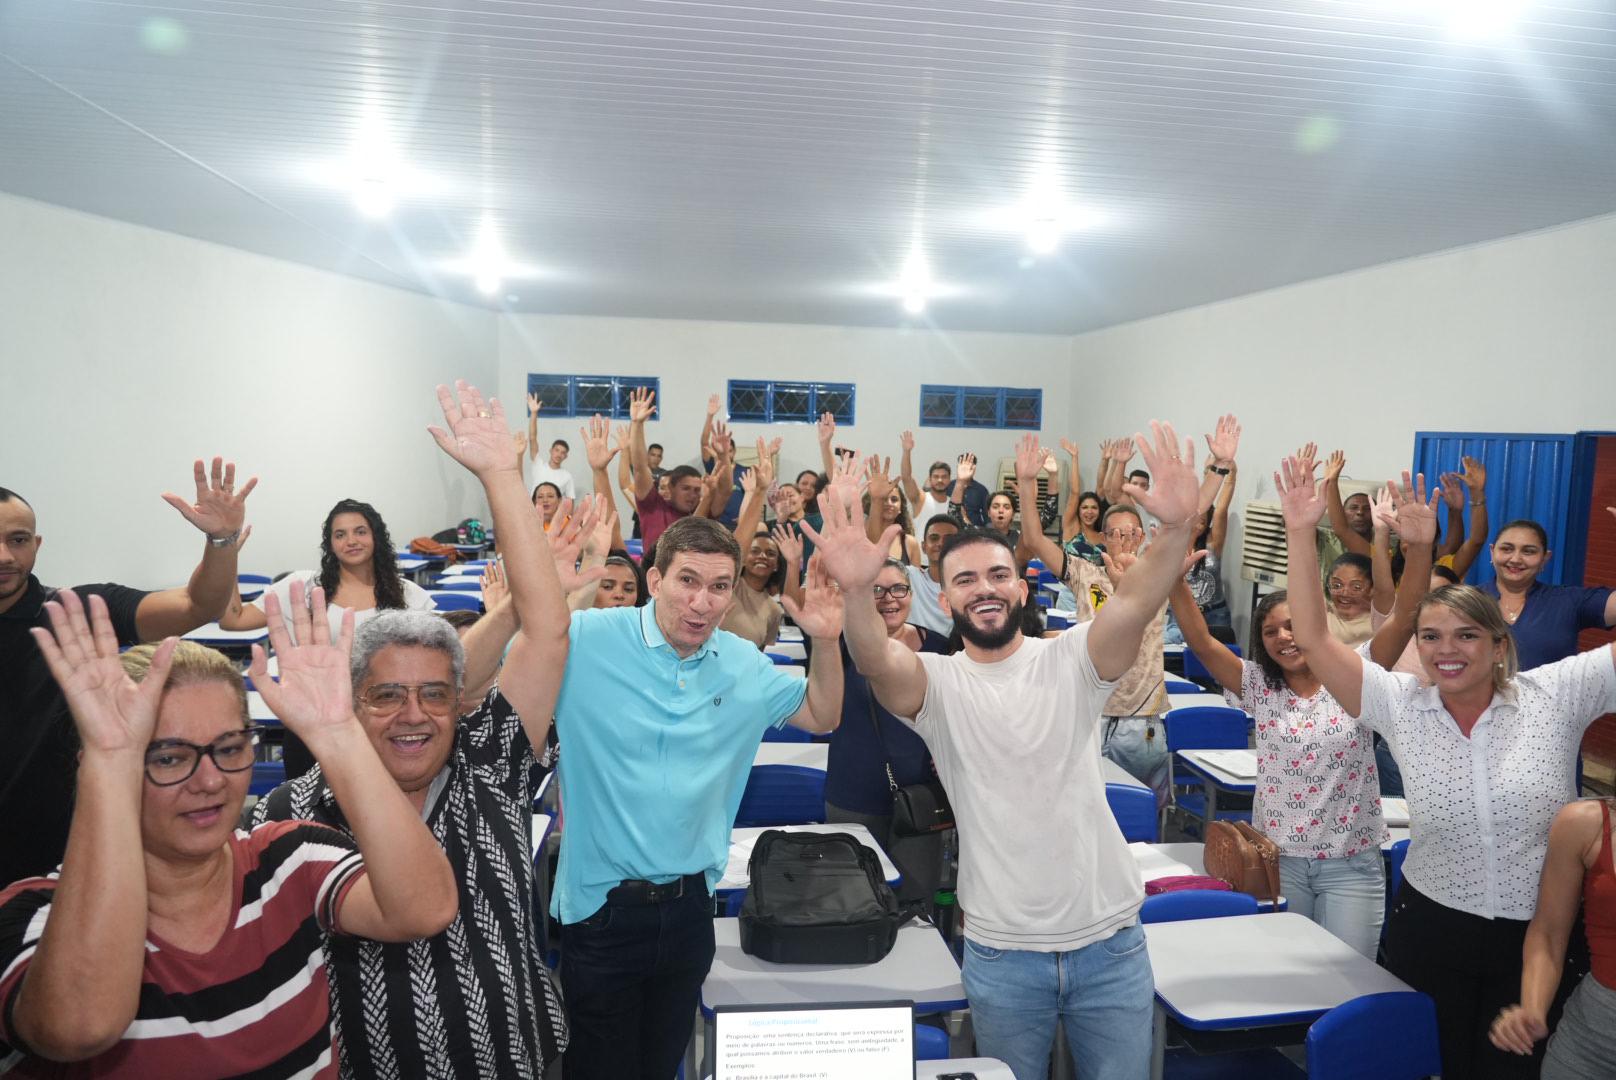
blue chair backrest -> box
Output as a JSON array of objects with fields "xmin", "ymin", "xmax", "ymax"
[
  {"xmin": 765, "ymin": 652, "xmax": 796, "ymax": 666},
  {"xmin": 1140, "ymin": 889, "xmax": 1258, "ymax": 923},
  {"xmin": 760, "ymin": 723, "xmax": 813, "ymax": 744},
  {"xmin": 1164, "ymin": 678, "xmax": 1201, "ymax": 695},
  {"xmin": 250, "ymin": 761, "xmax": 286, "ymax": 797},
  {"xmin": 1182, "ymin": 643, "xmax": 1240, "ymax": 686},
  {"xmin": 429, "ymin": 592, "xmax": 483, "ymax": 612},
  {"xmin": 238, "ymin": 572, "xmax": 274, "ymax": 585},
  {"xmin": 914, "ymin": 1023, "xmax": 950, "ymax": 1061},
  {"xmin": 1164, "ymin": 706, "xmax": 1248, "ymax": 752},
  {"xmin": 734, "ymin": 766, "xmax": 827, "ymax": 827},
  {"xmin": 723, "ymin": 890, "xmax": 746, "ymax": 917},
  {"xmin": 1384, "ymin": 838, "xmax": 1410, "ymax": 896},
  {"xmin": 432, "ymin": 579, "xmax": 483, "ymax": 592},
  {"xmin": 1306, "ymin": 991, "xmax": 1440, "ymax": 1080},
  {"xmin": 1105, "ymin": 782, "xmax": 1158, "ymax": 842}
]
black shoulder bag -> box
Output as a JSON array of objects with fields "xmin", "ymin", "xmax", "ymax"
[{"xmin": 867, "ymin": 685, "xmax": 954, "ymax": 837}]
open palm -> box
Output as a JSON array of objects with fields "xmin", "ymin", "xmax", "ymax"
[
  {"xmin": 251, "ymin": 582, "xmax": 355, "ymax": 736},
  {"xmin": 1275, "ymin": 456, "xmax": 1327, "ymax": 530},
  {"xmin": 31, "ymin": 590, "xmax": 175, "ymax": 755},
  {"xmin": 801, "ymin": 485, "xmax": 893, "ymax": 591},
  {"xmin": 781, "ymin": 556, "xmax": 846, "ymax": 640},
  {"xmin": 429, "ymin": 380, "xmax": 517, "ymax": 478}
]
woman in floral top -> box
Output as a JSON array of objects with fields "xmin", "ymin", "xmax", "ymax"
[{"xmin": 1167, "ymin": 473, "xmax": 1436, "ymax": 957}]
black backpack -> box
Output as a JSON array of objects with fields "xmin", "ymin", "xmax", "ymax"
[{"xmin": 738, "ymin": 830, "xmax": 914, "ymax": 964}]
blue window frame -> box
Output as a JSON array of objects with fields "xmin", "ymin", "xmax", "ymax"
[
  {"xmin": 526, "ymin": 373, "xmax": 659, "ymax": 420},
  {"xmin": 919, "ymin": 384, "xmax": 1042, "ymax": 430},
  {"xmin": 727, "ymin": 380, "xmax": 855, "ymax": 425}
]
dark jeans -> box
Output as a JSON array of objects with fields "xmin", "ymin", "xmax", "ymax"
[
  {"xmin": 1383, "ymin": 882, "xmax": 1541, "ymax": 1079},
  {"xmin": 560, "ymin": 883, "xmax": 716, "ymax": 1080}
]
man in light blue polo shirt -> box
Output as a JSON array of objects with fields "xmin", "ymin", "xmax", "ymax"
[{"xmin": 551, "ymin": 515, "xmax": 845, "ymax": 1080}]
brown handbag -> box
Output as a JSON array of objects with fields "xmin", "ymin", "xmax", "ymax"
[{"xmin": 1203, "ymin": 820, "xmax": 1281, "ymax": 902}]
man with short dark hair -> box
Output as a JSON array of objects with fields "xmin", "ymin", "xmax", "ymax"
[
  {"xmin": 814, "ymin": 423, "xmax": 1230, "ymax": 1080},
  {"xmin": 904, "ymin": 515, "xmax": 960, "ymax": 635},
  {"xmin": 1127, "ymin": 468, "xmax": 1151, "ymax": 493},
  {"xmin": 0, "ymin": 462, "xmax": 252, "ymax": 888},
  {"xmin": 645, "ymin": 442, "xmax": 666, "ymax": 478},
  {"xmin": 552, "ymin": 512, "xmax": 846, "ymax": 1080},
  {"xmin": 898, "ymin": 430, "xmax": 956, "ymax": 538},
  {"xmin": 627, "ymin": 387, "xmax": 711, "ymax": 549}
]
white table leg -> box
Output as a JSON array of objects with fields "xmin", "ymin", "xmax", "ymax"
[{"xmin": 1151, "ymin": 1001, "xmax": 1166, "ymax": 1080}]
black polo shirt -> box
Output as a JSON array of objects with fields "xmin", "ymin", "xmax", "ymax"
[{"xmin": 0, "ymin": 575, "xmax": 147, "ymax": 888}]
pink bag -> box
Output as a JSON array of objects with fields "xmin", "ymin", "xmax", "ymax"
[{"xmin": 1144, "ymin": 875, "xmax": 1234, "ymax": 896}]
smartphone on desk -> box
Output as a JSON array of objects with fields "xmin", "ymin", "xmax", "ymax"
[{"xmin": 935, "ymin": 1074, "xmax": 978, "ymax": 1080}]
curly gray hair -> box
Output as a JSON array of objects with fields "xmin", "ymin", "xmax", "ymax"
[{"xmin": 350, "ymin": 610, "xmax": 466, "ymax": 693}]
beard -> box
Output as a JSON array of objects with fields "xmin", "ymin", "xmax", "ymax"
[{"xmin": 951, "ymin": 599, "xmax": 1024, "ymax": 651}]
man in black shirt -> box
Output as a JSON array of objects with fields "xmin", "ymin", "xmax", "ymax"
[{"xmin": 0, "ymin": 460, "xmax": 253, "ymax": 889}]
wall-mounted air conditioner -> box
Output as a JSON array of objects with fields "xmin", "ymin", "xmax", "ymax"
[{"xmin": 1239, "ymin": 480, "xmax": 1378, "ymax": 590}]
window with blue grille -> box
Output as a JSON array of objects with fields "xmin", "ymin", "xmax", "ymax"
[
  {"xmin": 918, "ymin": 385, "xmax": 1042, "ymax": 430},
  {"xmin": 526, "ymin": 374, "xmax": 660, "ymax": 420},
  {"xmin": 726, "ymin": 380, "xmax": 855, "ymax": 425}
]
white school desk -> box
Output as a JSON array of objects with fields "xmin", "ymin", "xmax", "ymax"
[
  {"xmin": 1132, "ymin": 842, "xmax": 1288, "ymax": 912},
  {"xmin": 917, "ymin": 1061, "xmax": 1015, "ymax": 1080},
  {"xmin": 247, "ymin": 690, "xmax": 277, "ymax": 724},
  {"xmin": 752, "ymin": 742, "xmax": 829, "ymax": 771},
  {"xmin": 700, "ymin": 919, "xmax": 966, "ymax": 1018},
  {"xmin": 1166, "ymin": 692, "xmax": 1237, "ymax": 713},
  {"xmin": 718, "ymin": 824, "xmax": 900, "ymax": 895},
  {"xmin": 1146, "ymin": 912, "xmax": 1412, "ymax": 1080},
  {"xmin": 1103, "ymin": 757, "xmax": 1148, "ymax": 791},
  {"xmin": 1176, "ymin": 748, "xmax": 1256, "ymax": 830},
  {"xmin": 769, "ymin": 640, "xmax": 808, "ymax": 661}
]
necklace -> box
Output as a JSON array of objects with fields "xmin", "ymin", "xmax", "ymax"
[{"xmin": 1500, "ymin": 594, "xmax": 1525, "ymax": 624}]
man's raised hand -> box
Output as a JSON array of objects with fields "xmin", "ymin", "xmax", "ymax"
[
  {"xmin": 1123, "ymin": 422, "xmax": 1200, "ymax": 528},
  {"xmin": 799, "ymin": 476, "xmax": 893, "ymax": 592},
  {"xmin": 429, "ymin": 380, "xmax": 518, "ymax": 478},
  {"xmin": 1276, "ymin": 456, "xmax": 1328, "ymax": 531},
  {"xmin": 162, "ymin": 456, "xmax": 256, "ymax": 540},
  {"xmin": 780, "ymin": 554, "xmax": 845, "ymax": 642},
  {"xmin": 628, "ymin": 386, "xmax": 657, "ymax": 424},
  {"xmin": 581, "ymin": 414, "xmax": 617, "ymax": 471}
]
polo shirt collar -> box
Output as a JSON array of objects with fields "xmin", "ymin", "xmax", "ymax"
[
  {"xmin": 1412, "ymin": 680, "xmax": 1518, "ymax": 721},
  {"xmin": 638, "ymin": 598, "xmax": 721, "ymax": 661}
]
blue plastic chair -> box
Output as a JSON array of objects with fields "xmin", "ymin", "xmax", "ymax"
[
  {"xmin": 1105, "ymin": 782, "xmax": 1159, "ymax": 842},
  {"xmin": 1306, "ymin": 991, "xmax": 1440, "ymax": 1080},
  {"xmin": 734, "ymin": 766, "xmax": 827, "ymax": 827},
  {"xmin": 765, "ymin": 652, "xmax": 796, "ymax": 665},
  {"xmin": 238, "ymin": 572, "xmax": 274, "ymax": 585},
  {"xmin": 1382, "ymin": 838, "xmax": 1410, "ymax": 932},
  {"xmin": 760, "ymin": 724, "xmax": 813, "ymax": 744},
  {"xmin": 723, "ymin": 890, "xmax": 746, "ymax": 917},
  {"xmin": 429, "ymin": 592, "xmax": 483, "ymax": 612},
  {"xmin": 432, "ymin": 579, "xmax": 483, "ymax": 592},
  {"xmin": 625, "ymin": 539, "xmax": 644, "ymax": 559},
  {"xmin": 1182, "ymin": 643, "xmax": 1240, "ymax": 688},
  {"xmin": 1164, "ymin": 706, "xmax": 1251, "ymax": 831},
  {"xmin": 1165, "ymin": 678, "xmax": 1201, "ymax": 695},
  {"xmin": 914, "ymin": 1022, "xmax": 950, "ymax": 1061},
  {"xmin": 1141, "ymin": 889, "xmax": 1259, "ymax": 923},
  {"xmin": 250, "ymin": 761, "xmax": 286, "ymax": 797}
]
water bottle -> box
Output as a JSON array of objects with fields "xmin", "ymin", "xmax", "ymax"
[{"xmin": 933, "ymin": 889, "xmax": 956, "ymax": 943}]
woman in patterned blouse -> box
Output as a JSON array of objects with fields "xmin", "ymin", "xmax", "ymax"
[{"xmin": 1168, "ymin": 471, "xmax": 1435, "ymax": 957}]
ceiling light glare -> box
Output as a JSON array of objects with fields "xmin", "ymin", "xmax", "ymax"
[
  {"xmin": 352, "ymin": 176, "xmax": 396, "ymax": 219},
  {"xmin": 442, "ymin": 218, "xmax": 538, "ymax": 299},
  {"xmin": 1433, "ymin": 0, "xmax": 1527, "ymax": 39},
  {"xmin": 897, "ymin": 246, "xmax": 932, "ymax": 315}
]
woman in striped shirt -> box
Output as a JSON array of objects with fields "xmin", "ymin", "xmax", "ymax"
[{"xmin": 0, "ymin": 583, "xmax": 455, "ymax": 1078}]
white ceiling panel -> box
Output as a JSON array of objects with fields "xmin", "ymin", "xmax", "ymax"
[{"xmin": 2, "ymin": 1, "xmax": 1614, "ymax": 332}]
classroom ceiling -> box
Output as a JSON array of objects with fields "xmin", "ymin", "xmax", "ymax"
[{"xmin": 2, "ymin": 1, "xmax": 1614, "ymax": 334}]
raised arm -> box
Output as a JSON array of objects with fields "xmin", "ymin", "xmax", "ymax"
[
  {"xmin": 461, "ymin": 563, "xmax": 519, "ymax": 689},
  {"xmin": 1278, "ymin": 456, "xmax": 1369, "ymax": 714},
  {"xmin": 1323, "ymin": 450, "xmax": 1371, "ymax": 557},
  {"xmin": 1367, "ymin": 474, "xmax": 1439, "ymax": 670},
  {"xmin": 805, "ymin": 476, "xmax": 927, "ymax": 719},
  {"xmin": 706, "ymin": 418, "xmax": 736, "ymax": 516},
  {"xmin": 778, "ymin": 556, "xmax": 845, "ymax": 733},
  {"xmin": 580, "ymin": 414, "xmax": 625, "ymax": 550},
  {"xmin": 13, "ymin": 592, "xmax": 170, "ymax": 1059},
  {"xmin": 1436, "ymin": 471, "xmax": 1467, "ymax": 559},
  {"xmin": 864, "ymin": 456, "xmax": 896, "ymax": 546},
  {"xmin": 1088, "ymin": 418, "xmax": 1233, "ymax": 680},
  {"xmin": 566, "ymin": 502, "xmax": 618, "ymax": 612},
  {"xmin": 1098, "ymin": 437, "xmax": 1134, "ymax": 504},
  {"xmin": 1168, "ymin": 571, "xmax": 1243, "ymax": 694},
  {"xmin": 526, "ymin": 393, "xmax": 541, "ymax": 464},
  {"xmin": 135, "ymin": 457, "xmax": 256, "ymax": 640},
  {"xmin": 1206, "ymin": 460, "xmax": 1236, "ymax": 557},
  {"xmin": 772, "ymin": 523, "xmax": 806, "ymax": 611},
  {"xmin": 1059, "ymin": 438, "xmax": 1083, "ymax": 540},
  {"xmin": 1013, "ymin": 435, "xmax": 1065, "ymax": 570},
  {"xmin": 699, "ymin": 393, "xmax": 721, "ymax": 466},
  {"xmin": 949, "ymin": 453, "xmax": 978, "ymax": 525},
  {"xmin": 253, "ymin": 586, "xmax": 457, "ymax": 942},
  {"xmin": 1491, "ymin": 801, "xmax": 1602, "ymax": 1057},
  {"xmin": 429, "ymin": 381, "xmax": 582, "ymax": 749},
  {"xmin": 816, "ymin": 411, "xmax": 837, "ymax": 478},
  {"xmin": 1368, "ymin": 487, "xmax": 1397, "ymax": 620},
  {"xmin": 1450, "ymin": 455, "xmax": 1490, "ymax": 579},
  {"xmin": 898, "ymin": 430, "xmax": 923, "ymax": 509},
  {"xmin": 626, "ymin": 386, "xmax": 657, "ymax": 500},
  {"xmin": 732, "ymin": 466, "xmax": 766, "ymax": 545}
]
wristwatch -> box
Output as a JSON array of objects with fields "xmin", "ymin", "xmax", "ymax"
[
  {"xmin": 207, "ymin": 529, "xmax": 241, "ymax": 548},
  {"xmin": 1207, "ymin": 464, "xmax": 1231, "ymax": 476}
]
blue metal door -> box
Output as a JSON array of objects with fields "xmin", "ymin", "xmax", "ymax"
[{"xmin": 1412, "ymin": 432, "xmax": 1578, "ymax": 587}]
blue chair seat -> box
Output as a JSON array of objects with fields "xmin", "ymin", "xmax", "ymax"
[
  {"xmin": 1163, "ymin": 1047, "xmax": 1303, "ymax": 1079},
  {"xmin": 734, "ymin": 765, "xmax": 826, "ymax": 827},
  {"xmin": 250, "ymin": 762, "xmax": 286, "ymax": 797},
  {"xmin": 1105, "ymin": 781, "xmax": 1159, "ymax": 843},
  {"xmin": 432, "ymin": 579, "xmax": 483, "ymax": 592},
  {"xmin": 1142, "ymin": 889, "xmax": 1259, "ymax": 924},
  {"xmin": 1165, "ymin": 678, "xmax": 1202, "ymax": 695},
  {"xmin": 430, "ymin": 593, "xmax": 483, "ymax": 612},
  {"xmin": 1306, "ymin": 991, "xmax": 1439, "ymax": 1080}
]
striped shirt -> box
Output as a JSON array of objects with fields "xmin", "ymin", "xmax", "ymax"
[
  {"xmin": 252, "ymin": 688, "xmax": 567, "ymax": 1078},
  {"xmin": 0, "ymin": 820, "xmax": 364, "ymax": 1078}
]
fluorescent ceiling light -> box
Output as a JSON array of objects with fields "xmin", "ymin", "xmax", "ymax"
[
  {"xmin": 441, "ymin": 219, "xmax": 537, "ymax": 298},
  {"xmin": 980, "ymin": 182, "xmax": 1107, "ymax": 254},
  {"xmin": 303, "ymin": 113, "xmax": 439, "ymax": 219},
  {"xmin": 897, "ymin": 245, "xmax": 933, "ymax": 314},
  {"xmin": 1402, "ymin": 0, "xmax": 1529, "ymax": 39}
]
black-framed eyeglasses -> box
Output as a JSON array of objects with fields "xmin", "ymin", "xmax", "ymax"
[
  {"xmin": 144, "ymin": 726, "xmax": 263, "ymax": 787},
  {"xmin": 358, "ymin": 682, "xmax": 456, "ymax": 717},
  {"xmin": 872, "ymin": 584, "xmax": 912, "ymax": 599}
]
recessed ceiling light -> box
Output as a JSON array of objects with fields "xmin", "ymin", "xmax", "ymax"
[
  {"xmin": 441, "ymin": 218, "xmax": 536, "ymax": 298},
  {"xmin": 897, "ymin": 244, "xmax": 933, "ymax": 315},
  {"xmin": 302, "ymin": 112, "xmax": 439, "ymax": 219}
]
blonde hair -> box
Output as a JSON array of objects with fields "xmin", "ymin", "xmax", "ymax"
[
  {"xmin": 120, "ymin": 641, "xmax": 249, "ymax": 723},
  {"xmin": 1414, "ymin": 584, "xmax": 1519, "ymax": 693}
]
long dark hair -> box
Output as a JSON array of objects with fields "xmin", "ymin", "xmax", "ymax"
[
  {"xmin": 1249, "ymin": 589, "xmax": 1291, "ymax": 690},
  {"xmin": 746, "ymin": 529, "xmax": 788, "ymax": 595},
  {"xmin": 318, "ymin": 499, "xmax": 405, "ymax": 609}
]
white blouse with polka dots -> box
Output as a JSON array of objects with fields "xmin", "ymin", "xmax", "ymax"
[{"xmin": 1355, "ymin": 647, "xmax": 1616, "ymax": 920}]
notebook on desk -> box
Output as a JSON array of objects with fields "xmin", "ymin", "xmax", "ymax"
[
  {"xmin": 1191, "ymin": 749, "xmax": 1257, "ymax": 778},
  {"xmin": 713, "ymin": 1001, "xmax": 914, "ymax": 1079}
]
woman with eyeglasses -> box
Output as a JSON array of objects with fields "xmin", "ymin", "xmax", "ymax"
[
  {"xmin": 0, "ymin": 586, "xmax": 456, "ymax": 1076},
  {"xmin": 823, "ymin": 558, "xmax": 951, "ymax": 902}
]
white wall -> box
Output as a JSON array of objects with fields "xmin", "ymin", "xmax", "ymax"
[
  {"xmin": 498, "ymin": 314, "xmax": 1075, "ymax": 497},
  {"xmin": 1068, "ymin": 210, "xmax": 1616, "ymax": 631},
  {"xmin": 2, "ymin": 193, "xmax": 499, "ymax": 590}
]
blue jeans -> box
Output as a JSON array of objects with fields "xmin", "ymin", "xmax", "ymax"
[
  {"xmin": 961, "ymin": 923, "xmax": 1154, "ymax": 1080},
  {"xmin": 1277, "ymin": 851, "xmax": 1385, "ymax": 959}
]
